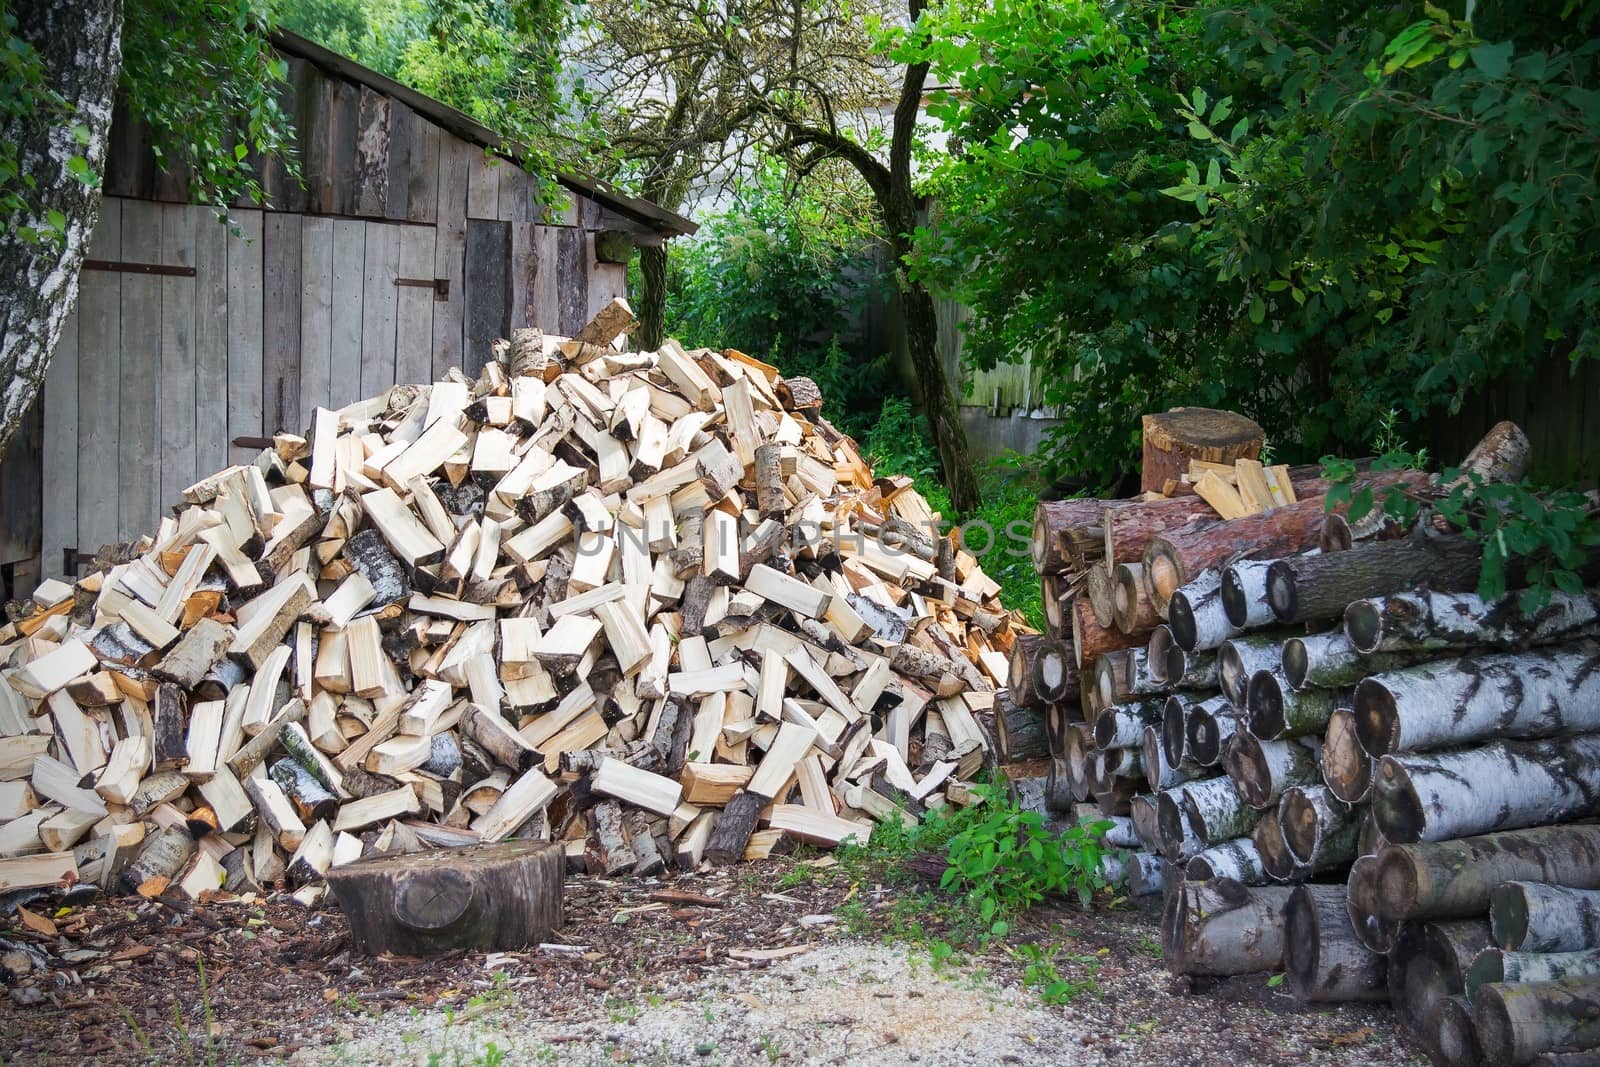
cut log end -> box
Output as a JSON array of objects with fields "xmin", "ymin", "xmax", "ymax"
[{"xmin": 1344, "ymin": 599, "xmax": 1384, "ymax": 654}]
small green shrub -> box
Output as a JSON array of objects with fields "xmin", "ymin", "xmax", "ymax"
[{"xmin": 941, "ymin": 784, "xmax": 1113, "ymax": 917}]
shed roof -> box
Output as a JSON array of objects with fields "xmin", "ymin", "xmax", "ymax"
[{"xmin": 273, "ymin": 29, "xmax": 697, "ymax": 238}]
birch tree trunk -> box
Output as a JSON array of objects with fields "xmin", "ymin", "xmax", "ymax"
[
  {"xmin": 1491, "ymin": 882, "xmax": 1600, "ymax": 953},
  {"xmin": 1354, "ymin": 640, "xmax": 1600, "ymax": 758},
  {"xmin": 1245, "ymin": 669, "xmax": 1349, "ymax": 740},
  {"xmin": 1184, "ymin": 694, "xmax": 1242, "ymax": 767},
  {"xmin": 1388, "ymin": 919, "xmax": 1495, "ymax": 1036},
  {"xmin": 1346, "ymin": 853, "xmax": 1405, "ymax": 953},
  {"xmin": 1165, "ymin": 568, "xmax": 1238, "ymax": 652},
  {"xmin": 1284, "ymin": 884, "xmax": 1389, "ymax": 1002},
  {"xmin": 1374, "ymin": 824, "xmax": 1600, "ymax": 921},
  {"xmin": 1185, "ymin": 838, "xmax": 1266, "ymax": 883},
  {"xmin": 1344, "ymin": 589, "xmax": 1600, "ymax": 655},
  {"xmin": 1278, "ymin": 784, "xmax": 1359, "ymax": 871},
  {"xmin": 1473, "ymin": 974, "xmax": 1600, "ymax": 1066},
  {"xmin": 1221, "ymin": 732, "xmax": 1321, "ymax": 809},
  {"xmin": 0, "ymin": 0, "xmax": 122, "ymax": 458},
  {"xmin": 1320, "ymin": 708, "xmax": 1373, "ymax": 804},
  {"xmin": 1466, "ymin": 948, "xmax": 1600, "ymax": 999},
  {"xmin": 1220, "ymin": 558, "xmax": 1277, "ymax": 631},
  {"xmin": 1162, "ymin": 878, "xmax": 1293, "ymax": 977},
  {"xmin": 1374, "ymin": 735, "xmax": 1600, "ymax": 845}
]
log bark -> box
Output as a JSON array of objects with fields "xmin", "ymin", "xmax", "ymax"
[
  {"xmin": 994, "ymin": 695, "xmax": 1049, "ymax": 762},
  {"xmin": 1373, "ymin": 734, "xmax": 1600, "ymax": 844},
  {"xmin": 1468, "ymin": 949, "xmax": 1600, "ymax": 1000},
  {"xmin": 1321, "ymin": 708, "xmax": 1373, "ymax": 804},
  {"xmin": 1450, "ymin": 420, "xmax": 1532, "ymax": 489},
  {"xmin": 1111, "ymin": 563, "xmax": 1161, "ymax": 635},
  {"xmin": 1007, "ymin": 635, "xmax": 1045, "ymax": 708},
  {"xmin": 1163, "ymin": 647, "xmax": 1218, "ymax": 692},
  {"xmin": 1220, "ymin": 558, "xmax": 1277, "ymax": 631},
  {"xmin": 1245, "ymin": 669, "xmax": 1348, "ymax": 740},
  {"xmin": 1162, "ymin": 877, "xmax": 1292, "ymax": 977},
  {"xmin": 1353, "ymin": 640, "xmax": 1600, "ymax": 759},
  {"xmin": 1284, "ymin": 884, "xmax": 1389, "ymax": 1002},
  {"xmin": 1155, "ymin": 787, "xmax": 1204, "ymax": 863},
  {"xmin": 1473, "ymin": 974, "xmax": 1600, "ymax": 1066},
  {"xmin": 1093, "ymin": 698, "xmax": 1167, "ymax": 750},
  {"xmin": 1185, "ymin": 839, "xmax": 1266, "ymax": 884},
  {"xmin": 324, "ymin": 840, "xmax": 562, "ymax": 955},
  {"xmin": 1278, "ymin": 784, "xmax": 1359, "ymax": 872},
  {"xmin": 1030, "ymin": 637, "xmax": 1078, "ymax": 703},
  {"xmin": 1347, "ymin": 853, "xmax": 1406, "ymax": 954},
  {"xmin": 1374, "ymin": 825, "xmax": 1600, "ymax": 921},
  {"xmin": 584, "ymin": 800, "xmax": 637, "ymax": 876},
  {"xmin": 1071, "ymin": 594, "xmax": 1143, "ymax": 668},
  {"xmin": 705, "ymin": 790, "xmax": 767, "ymax": 865},
  {"xmin": 1266, "ymin": 536, "xmax": 1485, "ymax": 624},
  {"xmin": 1421, "ymin": 995, "xmax": 1483, "ymax": 1067},
  {"xmin": 1184, "ymin": 695, "xmax": 1242, "ymax": 767},
  {"xmin": 1124, "ymin": 851, "xmax": 1166, "ymax": 897},
  {"xmin": 1492, "ymin": 882, "xmax": 1600, "ymax": 953},
  {"xmin": 1176, "ymin": 775, "xmax": 1262, "ymax": 847},
  {"xmin": 1140, "ymin": 409, "xmax": 1263, "ymax": 496},
  {"xmin": 1221, "ymin": 733, "xmax": 1321, "ymax": 809},
  {"xmin": 1345, "ymin": 589, "xmax": 1600, "ymax": 656},
  {"xmin": 1389, "ymin": 919, "xmax": 1496, "ymax": 1036},
  {"xmin": 1166, "ymin": 568, "xmax": 1238, "ymax": 653},
  {"xmin": 1031, "ymin": 499, "xmax": 1113, "ymax": 573},
  {"xmin": 1281, "ymin": 631, "xmax": 1425, "ymax": 691}
]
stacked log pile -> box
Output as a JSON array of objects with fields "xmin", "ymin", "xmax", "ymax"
[
  {"xmin": 1026, "ymin": 413, "xmax": 1600, "ymax": 1063},
  {"xmin": 0, "ymin": 299, "xmax": 1030, "ymax": 906}
]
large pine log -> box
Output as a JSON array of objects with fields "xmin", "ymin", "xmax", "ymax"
[
  {"xmin": 1347, "ymin": 853, "xmax": 1405, "ymax": 954},
  {"xmin": 1284, "ymin": 884, "xmax": 1388, "ymax": 1002},
  {"xmin": 1491, "ymin": 882, "xmax": 1600, "ymax": 953},
  {"xmin": 1111, "ymin": 563, "xmax": 1161, "ymax": 635},
  {"xmin": 1031, "ymin": 498, "xmax": 1114, "ymax": 573},
  {"xmin": 1085, "ymin": 561, "xmax": 1118, "ymax": 628},
  {"xmin": 1467, "ymin": 949, "xmax": 1600, "ymax": 999},
  {"xmin": 1320, "ymin": 708, "xmax": 1373, "ymax": 804},
  {"xmin": 1140, "ymin": 408, "xmax": 1263, "ymax": 495},
  {"xmin": 1279, "ymin": 784, "xmax": 1359, "ymax": 872},
  {"xmin": 1142, "ymin": 471, "xmax": 1430, "ymax": 612},
  {"xmin": 1162, "ymin": 877, "xmax": 1293, "ymax": 977},
  {"xmin": 1345, "ymin": 589, "xmax": 1600, "ymax": 656},
  {"xmin": 1373, "ymin": 735, "xmax": 1600, "ymax": 844},
  {"xmin": 1353, "ymin": 640, "xmax": 1600, "ymax": 758},
  {"xmin": 1389, "ymin": 919, "xmax": 1496, "ymax": 1036},
  {"xmin": 1374, "ymin": 824, "xmax": 1600, "ymax": 921},
  {"xmin": 1265, "ymin": 536, "xmax": 1485, "ymax": 624},
  {"xmin": 324, "ymin": 840, "xmax": 562, "ymax": 955},
  {"xmin": 1473, "ymin": 974, "xmax": 1600, "ymax": 1066},
  {"xmin": 1221, "ymin": 733, "xmax": 1321, "ymax": 809},
  {"xmin": 1071, "ymin": 594, "xmax": 1143, "ymax": 668},
  {"xmin": 1166, "ymin": 568, "xmax": 1239, "ymax": 653}
]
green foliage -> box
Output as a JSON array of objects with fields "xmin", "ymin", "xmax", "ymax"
[
  {"xmin": 905, "ymin": 0, "xmax": 1600, "ymax": 489},
  {"xmin": 941, "ymin": 784, "xmax": 1114, "ymax": 916},
  {"xmin": 1322, "ymin": 452, "xmax": 1600, "ymax": 611},
  {"xmin": 0, "ymin": 4, "xmax": 92, "ymax": 245},
  {"xmin": 1014, "ymin": 943, "xmax": 1100, "ymax": 1005},
  {"xmin": 660, "ymin": 159, "xmax": 892, "ymax": 435}
]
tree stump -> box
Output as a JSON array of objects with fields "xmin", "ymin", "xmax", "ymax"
[
  {"xmin": 324, "ymin": 840, "xmax": 563, "ymax": 956},
  {"xmin": 1141, "ymin": 408, "xmax": 1264, "ymax": 495}
]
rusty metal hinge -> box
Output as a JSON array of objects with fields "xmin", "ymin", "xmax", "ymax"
[
  {"xmin": 82, "ymin": 259, "xmax": 197, "ymax": 278},
  {"xmin": 231, "ymin": 436, "xmax": 276, "ymax": 450},
  {"xmin": 396, "ymin": 277, "xmax": 449, "ymax": 300}
]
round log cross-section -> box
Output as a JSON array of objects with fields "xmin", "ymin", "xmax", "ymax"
[
  {"xmin": 1140, "ymin": 408, "xmax": 1263, "ymax": 496},
  {"xmin": 324, "ymin": 839, "xmax": 564, "ymax": 956}
]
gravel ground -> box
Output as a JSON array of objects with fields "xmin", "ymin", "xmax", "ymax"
[{"xmin": 0, "ymin": 858, "xmax": 1425, "ymax": 1066}]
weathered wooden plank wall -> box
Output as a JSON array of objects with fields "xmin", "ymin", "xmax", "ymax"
[
  {"xmin": 1429, "ymin": 355, "xmax": 1600, "ymax": 487},
  {"xmin": 3, "ymin": 40, "xmax": 636, "ymax": 592}
]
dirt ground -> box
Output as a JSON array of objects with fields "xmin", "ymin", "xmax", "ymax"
[{"xmin": 0, "ymin": 857, "xmax": 1423, "ymax": 1066}]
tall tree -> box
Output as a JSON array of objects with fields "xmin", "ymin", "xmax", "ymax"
[{"xmin": 581, "ymin": 0, "xmax": 982, "ymax": 510}]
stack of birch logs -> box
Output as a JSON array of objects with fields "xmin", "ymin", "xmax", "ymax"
[
  {"xmin": 0, "ymin": 298, "xmax": 1029, "ymax": 907},
  {"xmin": 1024, "ymin": 416, "xmax": 1600, "ymax": 1064}
]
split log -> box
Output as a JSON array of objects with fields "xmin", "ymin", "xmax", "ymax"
[
  {"xmin": 1388, "ymin": 919, "xmax": 1495, "ymax": 1036},
  {"xmin": 1347, "ymin": 853, "xmax": 1405, "ymax": 954},
  {"xmin": 1140, "ymin": 409, "xmax": 1262, "ymax": 496},
  {"xmin": 1373, "ymin": 734, "xmax": 1600, "ymax": 844},
  {"xmin": 1265, "ymin": 536, "xmax": 1485, "ymax": 624},
  {"xmin": 1183, "ymin": 695, "xmax": 1241, "ymax": 768},
  {"xmin": 623, "ymin": 810, "xmax": 666, "ymax": 877},
  {"xmin": 1422, "ymin": 996, "xmax": 1483, "ymax": 1067},
  {"xmin": 1284, "ymin": 884, "xmax": 1388, "ymax": 1002},
  {"xmin": 1165, "ymin": 568, "xmax": 1237, "ymax": 653},
  {"xmin": 1492, "ymin": 882, "xmax": 1600, "ymax": 953},
  {"xmin": 1345, "ymin": 589, "xmax": 1600, "ymax": 656},
  {"xmin": 1468, "ymin": 949, "xmax": 1600, "ymax": 1000},
  {"xmin": 1031, "ymin": 498, "xmax": 1113, "ymax": 573},
  {"xmin": 1278, "ymin": 784, "xmax": 1359, "ymax": 871},
  {"xmin": 1320, "ymin": 708, "xmax": 1373, "ymax": 804},
  {"xmin": 121, "ymin": 828, "xmax": 195, "ymax": 896},
  {"xmin": 585, "ymin": 801, "xmax": 637, "ymax": 876},
  {"xmin": 1375, "ymin": 824, "xmax": 1600, "ymax": 921},
  {"xmin": 1354, "ymin": 641, "xmax": 1600, "ymax": 758},
  {"xmin": 1220, "ymin": 558, "xmax": 1276, "ymax": 631},
  {"xmin": 1162, "ymin": 877, "xmax": 1292, "ymax": 977},
  {"xmin": 1185, "ymin": 839, "xmax": 1266, "ymax": 883},
  {"xmin": 1222, "ymin": 733, "xmax": 1321, "ymax": 809},
  {"xmin": 705, "ymin": 790, "xmax": 768, "ymax": 865},
  {"xmin": 1473, "ymin": 974, "xmax": 1600, "ymax": 1065},
  {"xmin": 324, "ymin": 840, "xmax": 562, "ymax": 955},
  {"xmin": 1245, "ymin": 669, "xmax": 1347, "ymax": 740}
]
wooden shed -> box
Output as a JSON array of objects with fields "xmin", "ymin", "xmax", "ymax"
[{"xmin": 0, "ymin": 30, "xmax": 693, "ymax": 597}]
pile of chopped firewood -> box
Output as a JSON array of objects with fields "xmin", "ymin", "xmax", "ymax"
[
  {"xmin": 0, "ymin": 298, "xmax": 1027, "ymax": 905},
  {"xmin": 1019, "ymin": 413, "xmax": 1600, "ymax": 1065}
]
